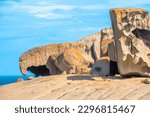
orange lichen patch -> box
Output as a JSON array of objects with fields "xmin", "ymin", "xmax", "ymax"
[
  {"xmin": 112, "ymin": 8, "xmax": 147, "ymax": 13},
  {"xmin": 101, "ymin": 39, "xmax": 113, "ymax": 53},
  {"xmin": 102, "ymin": 39, "xmax": 113, "ymax": 46},
  {"xmin": 111, "ymin": 8, "xmax": 148, "ymax": 23},
  {"xmin": 113, "ymin": 9, "xmax": 122, "ymax": 22},
  {"xmin": 63, "ymin": 47, "xmax": 86, "ymax": 64}
]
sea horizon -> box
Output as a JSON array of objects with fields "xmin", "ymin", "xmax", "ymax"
[{"xmin": 0, "ymin": 75, "xmax": 34, "ymax": 86}]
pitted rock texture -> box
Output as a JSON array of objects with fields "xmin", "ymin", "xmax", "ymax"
[
  {"xmin": 110, "ymin": 8, "xmax": 150, "ymax": 76},
  {"xmin": 20, "ymin": 32, "xmax": 101, "ymax": 76}
]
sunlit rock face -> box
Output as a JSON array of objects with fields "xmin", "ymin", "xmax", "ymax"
[
  {"xmin": 100, "ymin": 27, "xmax": 117, "ymax": 62},
  {"xmin": 90, "ymin": 57, "xmax": 110, "ymax": 76},
  {"xmin": 110, "ymin": 8, "xmax": 150, "ymax": 76},
  {"xmin": 19, "ymin": 32, "xmax": 101, "ymax": 76},
  {"xmin": 77, "ymin": 32, "xmax": 101, "ymax": 61},
  {"xmin": 91, "ymin": 28, "xmax": 118, "ymax": 77},
  {"xmin": 46, "ymin": 47, "xmax": 90, "ymax": 75}
]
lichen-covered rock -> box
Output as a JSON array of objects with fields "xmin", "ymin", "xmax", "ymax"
[
  {"xmin": 19, "ymin": 32, "xmax": 101, "ymax": 76},
  {"xmin": 110, "ymin": 8, "xmax": 150, "ymax": 76},
  {"xmin": 90, "ymin": 57, "xmax": 110, "ymax": 76}
]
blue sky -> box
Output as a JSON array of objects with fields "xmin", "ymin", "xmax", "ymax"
[{"xmin": 0, "ymin": 0, "xmax": 149, "ymax": 75}]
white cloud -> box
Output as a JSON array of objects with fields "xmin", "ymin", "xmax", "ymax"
[
  {"xmin": 34, "ymin": 12, "xmax": 72, "ymax": 19},
  {"xmin": 12, "ymin": 4, "xmax": 74, "ymax": 13},
  {"xmin": 12, "ymin": 4, "xmax": 75, "ymax": 19},
  {"xmin": 12, "ymin": 2, "xmax": 110, "ymax": 20},
  {"xmin": 11, "ymin": 0, "xmax": 150, "ymax": 20}
]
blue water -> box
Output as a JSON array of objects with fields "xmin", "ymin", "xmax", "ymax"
[{"xmin": 0, "ymin": 75, "xmax": 29, "ymax": 86}]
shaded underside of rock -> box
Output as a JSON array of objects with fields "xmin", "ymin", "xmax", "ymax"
[{"xmin": 110, "ymin": 8, "xmax": 150, "ymax": 76}]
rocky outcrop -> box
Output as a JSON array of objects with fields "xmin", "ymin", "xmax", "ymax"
[
  {"xmin": 77, "ymin": 32, "xmax": 101, "ymax": 61},
  {"xmin": 91, "ymin": 27, "xmax": 118, "ymax": 77},
  {"xmin": 19, "ymin": 32, "xmax": 101, "ymax": 76},
  {"xmin": 110, "ymin": 8, "xmax": 150, "ymax": 76},
  {"xmin": 100, "ymin": 28, "xmax": 117, "ymax": 62},
  {"xmin": 16, "ymin": 78, "xmax": 24, "ymax": 82},
  {"xmin": 20, "ymin": 8, "xmax": 150, "ymax": 77},
  {"xmin": 100, "ymin": 28, "xmax": 113, "ymax": 57},
  {"xmin": 46, "ymin": 47, "xmax": 90, "ymax": 74}
]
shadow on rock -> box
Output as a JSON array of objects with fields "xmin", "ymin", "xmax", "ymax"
[{"xmin": 67, "ymin": 75, "xmax": 92, "ymax": 81}]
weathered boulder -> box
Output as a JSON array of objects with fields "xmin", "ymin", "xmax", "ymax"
[
  {"xmin": 19, "ymin": 32, "xmax": 101, "ymax": 76},
  {"xmin": 46, "ymin": 54, "xmax": 62, "ymax": 75},
  {"xmin": 141, "ymin": 79, "xmax": 150, "ymax": 84},
  {"xmin": 110, "ymin": 8, "xmax": 150, "ymax": 76},
  {"xmin": 77, "ymin": 32, "xmax": 101, "ymax": 60},
  {"xmin": 90, "ymin": 57, "xmax": 110, "ymax": 76},
  {"xmin": 100, "ymin": 28, "xmax": 117, "ymax": 62},
  {"xmin": 16, "ymin": 78, "xmax": 24, "ymax": 82},
  {"xmin": 46, "ymin": 47, "xmax": 90, "ymax": 74}
]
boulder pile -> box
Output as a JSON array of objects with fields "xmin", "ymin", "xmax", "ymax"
[{"xmin": 19, "ymin": 8, "xmax": 150, "ymax": 77}]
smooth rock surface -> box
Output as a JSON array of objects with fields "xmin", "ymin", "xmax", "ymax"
[{"xmin": 0, "ymin": 74, "xmax": 150, "ymax": 100}]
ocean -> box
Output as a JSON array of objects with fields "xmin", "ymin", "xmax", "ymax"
[{"xmin": 0, "ymin": 76, "xmax": 30, "ymax": 86}]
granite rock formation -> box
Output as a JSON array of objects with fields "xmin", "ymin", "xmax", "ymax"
[
  {"xmin": 110, "ymin": 8, "xmax": 150, "ymax": 76},
  {"xmin": 16, "ymin": 78, "xmax": 24, "ymax": 82},
  {"xmin": 77, "ymin": 32, "xmax": 101, "ymax": 61},
  {"xmin": 46, "ymin": 47, "xmax": 90, "ymax": 74},
  {"xmin": 90, "ymin": 57, "xmax": 110, "ymax": 76},
  {"xmin": 100, "ymin": 28, "xmax": 117, "ymax": 62},
  {"xmin": 19, "ymin": 32, "xmax": 101, "ymax": 76},
  {"xmin": 91, "ymin": 27, "xmax": 118, "ymax": 76},
  {"xmin": 20, "ymin": 8, "xmax": 150, "ymax": 77}
]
